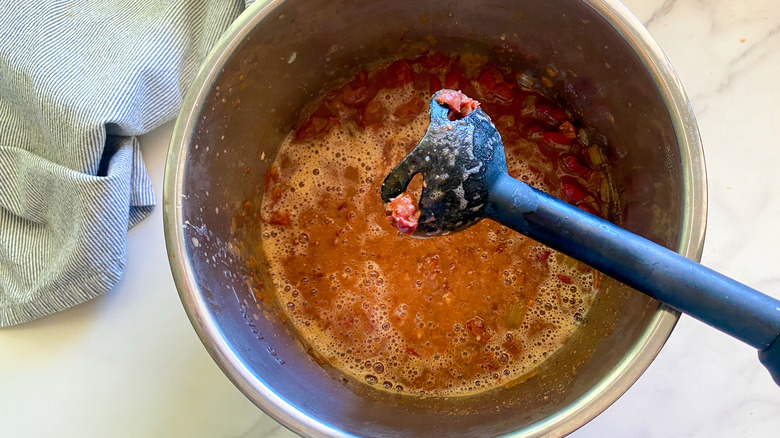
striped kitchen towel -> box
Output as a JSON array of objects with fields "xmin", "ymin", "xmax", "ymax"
[{"xmin": 0, "ymin": 0, "xmax": 249, "ymax": 327}]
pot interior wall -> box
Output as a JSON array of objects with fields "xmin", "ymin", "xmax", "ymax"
[{"xmin": 178, "ymin": 0, "xmax": 683, "ymax": 436}]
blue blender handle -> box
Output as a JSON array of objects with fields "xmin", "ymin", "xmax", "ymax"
[{"xmin": 487, "ymin": 172, "xmax": 780, "ymax": 385}]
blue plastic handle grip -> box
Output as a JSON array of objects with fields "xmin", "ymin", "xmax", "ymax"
[{"xmin": 487, "ymin": 173, "xmax": 780, "ymax": 385}]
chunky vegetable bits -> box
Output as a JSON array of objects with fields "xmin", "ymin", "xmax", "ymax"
[
  {"xmin": 385, "ymin": 193, "xmax": 421, "ymax": 234},
  {"xmin": 258, "ymin": 53, "xmax": 611, "ymax": 396},
  {"xmin": 435, "ymin": 89, "xmax": 480, "ymax": 120}
]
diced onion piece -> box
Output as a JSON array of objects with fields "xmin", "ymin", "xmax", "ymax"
[{"xmin": 586, "ymin": 145, "xmax": 606, "ymax": 167}]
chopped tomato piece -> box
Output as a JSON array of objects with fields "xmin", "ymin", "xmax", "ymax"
[
  {"xmin": 434, "ymin": 90, "xmax": 480, "ymax": 120},
  {"xmin": 380, "ymin": 59, "xmax": 413, "ymax": 89},
  {"xmin": 362, "ymin": 100, "xmax": 386, "ymax": 125},
  {"xmin": 263, "ymin": 166, "xmax": 279, "ymax": 188},
  {"xmin": 394, "ymin": 96, "xmax": 425, "ymax": 124},
  {"xmin": 268, "ymin": 210, "xmax": 291, "ymax": 225},
  {"xmin": 386, "ymin": 193, "xmax": 420, "ymax": 234},
  {"xmin": 271, "ymin": 184, "xmax": 283, "ymax": 202},
  {"xmin": 465, "ymin": 316, "xmax": 491, "ymax": 344},
  {"xmin": 341, "ymin": 85, "xmax": 372, "ymax": 106},
  {"xmin": 326, "ymin": 100, "xmax": 359, "ymax": 121},
  {"xmin": 419, "ymin": 52, "xmax": 450, "ymax": 70},
  {"xmin": 340, "ymin": 71, "xmax": 374, "ymax": 106},
  {"xmin": 475, "ymin": 66, "xmax": 515, "ymax": 103},
  {"xmin": 294, "ymin": 117, "xmax": 333, "ymax": 140}
]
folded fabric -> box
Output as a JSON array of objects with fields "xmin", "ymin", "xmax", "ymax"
[{"xmin": 0, "ymin": 0, "xmax": 249, "ymax": 327}]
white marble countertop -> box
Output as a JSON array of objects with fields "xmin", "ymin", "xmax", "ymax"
[{"xmin": 2, "ymin": 0, "xmax": 779, "ymax": 436}]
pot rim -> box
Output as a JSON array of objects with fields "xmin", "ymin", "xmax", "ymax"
[{"xmin": 163, "ymin": 0, "xmax": 707, "ymax": 436}]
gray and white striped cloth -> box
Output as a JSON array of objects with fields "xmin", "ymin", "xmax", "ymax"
[{"xmin": 0, "ymin": 0, "xmax": 249, "ymax": 327}]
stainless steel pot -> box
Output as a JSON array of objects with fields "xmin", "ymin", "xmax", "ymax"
[{"xmin": 164, "ymin": 0, "xmax": 707, "ymax": 436}]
